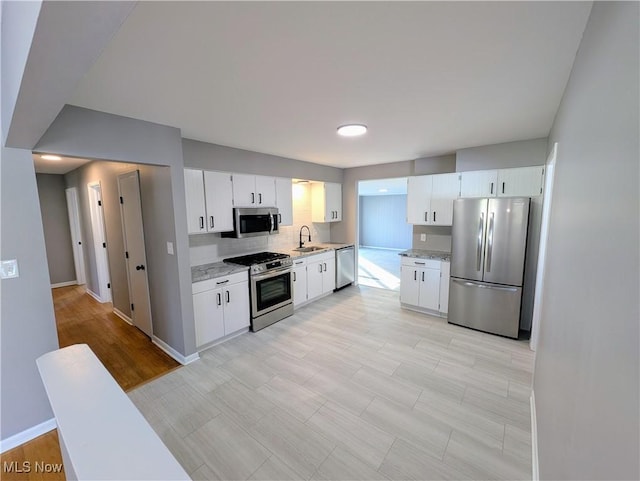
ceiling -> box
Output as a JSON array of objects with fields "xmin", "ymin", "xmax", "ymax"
[
  {"xmin": 33, "ymin": 154, "xmax": 92, "ymax": 174},
  {"xmin": 68, "ymin": 2, "xmax": 592, "ymax": 169}
]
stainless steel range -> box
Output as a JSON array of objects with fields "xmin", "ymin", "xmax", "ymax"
[{"xmin": 224, "ymin": 252, "xmax": 293, "ymax": 331}]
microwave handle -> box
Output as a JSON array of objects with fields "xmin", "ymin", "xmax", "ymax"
[{"xmin": 269, "ymin": 212, "xmax": 274, "ymax": 233}]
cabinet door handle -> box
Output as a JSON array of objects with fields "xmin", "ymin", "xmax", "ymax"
[
  {"xmin": 209, "ymin": 216, "xmax": 214, "ymax": 229},
  {"xmin": 293, "ymin": 272, "xmax": 296, "ymax": 282},
  {"xmin": 319, "ymin": 264, "xmax": 323, "ymax": 273},
  {"xmin": 217, "ymin": 293, "xmax": 221, "ymax": 306},
  {"xmin": 259, "ymin": 193, "xmax": 262, "ymax": 204},
  {"xmin": 433, "ymin": 211, "xmax": 436, "ymax": 222},
  {"xmin": 422, "ymin": 271, "xmax": 425, "ymax": 282},
  {"xmin": 199, "ymin": 216, "xmax": 204, "ymax": 229},
  {"xmin": 323, "ymin": 262, "xmax": 327, "ymax": 272},
  {"xmin": 424, "ymin": 212, "xmax": 428, "ymax": 222},
  {"xmin": 502, "ymin": 182, "xmax": 505, "ymax": 194},
  {"xmin": 226, "ymin": 290, "xmax": 230, "ymax": 303},
  {"xmin": 414, "ymin": 270, "xmax": 417, "ymax": 281},
  {"xmin": 490, "ymin": 182, "xmax": 494, "ymax": 195},
  {"xmin": 251, "ymin": 192, "xmax": 255, "ymax": 204}
]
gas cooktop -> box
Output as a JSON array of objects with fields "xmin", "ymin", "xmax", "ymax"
[{"xmin": 223, "ymin": 251, "xmax": 289, "ymax": 266}]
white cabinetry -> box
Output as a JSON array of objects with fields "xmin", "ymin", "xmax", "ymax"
[
  {"xmin": 232, "ymin": 174, "xmax": 277, "ymax": 207},
  {"xmin": 439, "ymin": 261, "xmax": 450, "ymax": 315},
  {"xmin": 312, "ymin": 182, "xmax": 342, "ymax": 222},
  {"xmin": 184, "ymin": 169, "xmax": 233, "ymax": 234},
  {"xmin": 192, "ymin": 271, "xmax": 250, "ymax": 348},
  {"xmin": 407, "ymin": 173, "xmax": 459, "ymax": 226},
  {"xmin": 292, "ymin": 258, "xmax": 308, "ymax": 307},
  {"xmin": 400, "ymin": 257, "xmax": 441, "ymax": 313},
  {"xmin": 306, "ymin": 251, "xmax": 335, "ymax": 301},
  {"xmin": 275, "ymin": 177, "xmax": 293, "ymax": 226},
  {"xmin": 459, "ymin": 166, "xmax": 544, "ymax": 198}
]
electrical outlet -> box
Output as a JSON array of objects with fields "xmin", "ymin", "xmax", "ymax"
[
  {"xmin": 420, "ymin": 234, "xmax": 426, "ymax": 242},
  {"xmin": 166, "ymin": 242, "xmax": 174, "ymax": 255},
  {"xmin": 1, "ymin": 259, "xmax": 19, "ymax": 279}
]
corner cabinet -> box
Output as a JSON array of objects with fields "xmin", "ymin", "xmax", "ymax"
[
  {"xmin": 232, "ymin": 174, "xmax": 277, "ymax": 208},
  {"xmin": 400, "ymin": 257, "xmax": 449, "ymax": 317},
  {"xmin": 184, "ymin": 169, "xmax": 233, "ymax": 234},
  {"xmin": 459, "ymin": 166, "xmax": 544, "ymax": 198},
  {"xmin": 275, "ymin": 177, "xmax": 293, "ymax": 226},
  {"xmin": 192, "ymin": 271, "xmax": 250, "ymax": 348},
  {"xmin": 407, "ymin": 173, "xmax": 459, "ymax": 226},
  {"xmin": 312, "ymin": 182, "xmax": 342, "ymax": 222}
]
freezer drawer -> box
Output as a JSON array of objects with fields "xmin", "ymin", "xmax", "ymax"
[{"xmin": 448, "ymin": 277, "xmax": 522, "ymax": 338}]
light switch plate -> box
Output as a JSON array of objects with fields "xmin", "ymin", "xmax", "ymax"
[
  {"xmin": 420, "ymin": 234, "xmax": 426, "ymax": 242},
  {"xmin": 166, "ymin": 242, "xmax": 174, "ymax": 255},
  {"xmin": 1, "ymin": 259, "xmax": 19, "ymax": 279}
]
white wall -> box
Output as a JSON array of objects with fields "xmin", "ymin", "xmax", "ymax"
[
  {"xmin": 456, "ymin": 138, "xmax": 547, "ymax": 172},
  {"xmin": 533, "ymin": 2, "xmax": 639, "ymax": 479}
]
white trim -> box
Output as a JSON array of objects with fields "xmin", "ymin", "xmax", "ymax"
[
  {"xmin": 152, "ymin": 336, "xmax": 199, "ymax": 365},
  {"xmin": 86, "ymin": 288, "xmax": 107, "ymax": 303},
  {"xmin": 0, "ymin": 418, "xmax": 56, "ymax": 453},
  {"xmin": 531, "ymin": 390, "xmax": 539, "ymax": 481},
  {"xmin": 113, "ymin": 308, "xmax": 133, "ymax": 325},
  {"xmin": 51, "ymin": 280, "xmax": 77, "ymax": 289}
]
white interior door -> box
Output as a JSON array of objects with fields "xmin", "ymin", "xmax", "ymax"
[
  {"xmin": 87, "ymin": 182, "xmax": 111, "ymax": 302},
  {"xmin": 530, "ymin": 143, "xmax": 557, "ymax": 351},
  {"xmin": 65, "ymin": 187, "xmax": 86, "ymax": 285},
  {"xmin": 118, "ymin": 171, "xmax": 153, "ymax": 338}
]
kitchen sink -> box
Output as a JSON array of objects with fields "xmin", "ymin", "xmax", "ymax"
[{"xmin": 293, "ymin": 246, "xmax": 326, "ymax": 253}]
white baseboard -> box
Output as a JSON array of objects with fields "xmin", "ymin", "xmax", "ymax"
[
  {"xmin": 0, "ymin": 418, "xmax": 56, "ymax": 453},
  {"xmin": 152, "ymin": 336, "xmax": 199, "ymax": 365},
  {"xmin": 531, "ymin": 390, "xmax": 539, "ymax": 481},
  {"xmin": 113, "ymin": 308, "xmax": 133, "ymax": 325},
  {"xmin": 51, "ymin": 280, "xmax": 77, "ymax": 289},
  {"xmin": 86, "ymin": 288, "xmax": 105, "ymax": 303}
]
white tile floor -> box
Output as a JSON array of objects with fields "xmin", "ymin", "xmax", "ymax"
[{"xmin": 129, "ymin": 286, "xmax": 534, "ymax": 480}]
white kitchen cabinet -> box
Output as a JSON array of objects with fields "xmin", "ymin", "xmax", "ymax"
[
  {"xmin": 406, "ymin": 175, "xmax": 432, "ymax": 225},
  {"xmin": 400, "ymin": 257, "xmax": 441, "ymax": 313},
  {"xmin": 275, "ymin": 177, "xmax": 293, "ymax": 226},
  {"xmin": 184, "ymin": 168, "xmax": 207, "ymax": 234},
  {"xmin": 497, "ymin": 166, "xmax": 544, "ymax": 197},
  {"xmin": 439, "ymin": 261, "xmax": 450, "ymax": 315},
  {"xmin": 292, "ymin": 258, "xmax": 308, "ymax": 307},
  {"xmin": 306, "ymin": 251, "xmax": 335, "ymax": 301},
  {"xmin": 232, "ymin": 174, "xmax": 277, "ymax": 207},
  {"xmin": 185, "ymin": 169, "xmax": 234, "ymax": 234},
  {"xmin": 311, "ymin": 182, "xmax": 342, "ymax": 222},
  {"xmin": 430, "ymin": 173, "xmax": 460, "ymax": 225},
  {"xmin": 192, "ymin": 271, "xmax": 249, "ymax": 348},
  {"xmin": 203, "ymin": 171, "xmax": 234, "ymax": 232},
  {"xmin": 459, "ymin": 166, "xmax": 544, "ymax": 198}
]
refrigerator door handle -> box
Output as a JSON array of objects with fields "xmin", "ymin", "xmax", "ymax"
[
  {"xmin": 476, "ymin": 212, "xmax": 484, "ymax": 271},
  {"xmin": 452, "ymin": 278, "xmax": 518, "ymax": 293},
  {"xmin": 486, "ymin": 212, "xmax": 495, "ymax": 272}
]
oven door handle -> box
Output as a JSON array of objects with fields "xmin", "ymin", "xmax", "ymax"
[{"xmin": 252, "ymin": 266, "xmax": 291, "ymax": 281}]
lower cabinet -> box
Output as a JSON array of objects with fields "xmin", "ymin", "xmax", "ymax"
[
  {"xmin": 400, "ymin": 257, "xmax": 449, "ymax": 316},
  {"xmin": 292, "ymin": 251, "xmax": 336, "ymax": 307},
  {"xmin": 192, "ymin": 271, "xmax": 250, "ymax": 348},
  {"xmin": 292, "ymin": 258, "xmax": 308, "ymax": 307}
]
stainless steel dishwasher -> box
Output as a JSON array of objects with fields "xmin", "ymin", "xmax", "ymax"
[{"xmin": 335, "ymin": 245, "xmax": 355, "ymax": 290}]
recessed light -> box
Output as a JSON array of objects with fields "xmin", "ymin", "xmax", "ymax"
[
  {"xmin": 41, "ymin": 154, "xmax": 62, "ymax": 161},
  {"xmin": 337, "ymin": 124, "xmax": 367, "ymax": 137}
]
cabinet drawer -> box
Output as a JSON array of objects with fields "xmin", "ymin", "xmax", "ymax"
[
  {"xmin": 401, "ymin": 257, "xmax": 440, "ymax": 269},
  {"xmin": 292, "ymin": 257, "xmax": 307, "ymax": 267},
  {"xmin": 192, "ymin": 270, "xmax": 248, "ymax": 294}
]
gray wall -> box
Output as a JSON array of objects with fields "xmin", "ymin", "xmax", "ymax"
[
  {"xmin": 1, "ymin": 147, "xmax": 60, "ymax": 441},
  {"xmin": 36, "ymin": 174, "xmax": 76, "ymax": 285},
  {"xmin": 36, "ymin": 105, "xmax": 196, "ymax": 357},
  {"xmin": 182, "ymin": 138, "xmax": 343, "ymax": 182},
  {"xmin": 456, "ymin": 138, "xmax": 547, "ymax": 172},
  {"xmin": 534, "ymin": 2, "xmax": 639, "ymax": 480},
  {"xmin": 359, "ymin": 195, "xmax": 412, "ymax": 249}
]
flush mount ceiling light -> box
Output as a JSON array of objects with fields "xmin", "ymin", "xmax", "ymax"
[
  {"xmin": 337, "ymin": 124, "xmax": 367, "ymax": 137},
  {"xmin": 41, "ymin": 154, "xmax": 62, "ymax": 161},
  {"xmin": 378, "ymin": 188, "xmax": 388, "ymax": 193}
]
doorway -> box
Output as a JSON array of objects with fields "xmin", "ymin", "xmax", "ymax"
[
  {"xmin": 87, "ymin": 182, "xmax": 112, "ymax": 302},
  {"xmin": 357, "ymin": 178, "xmax": 411, "ymax": 291},
  {"xmin": 65, "ymin": 187, "xmax": 86, "ymax": 285}
]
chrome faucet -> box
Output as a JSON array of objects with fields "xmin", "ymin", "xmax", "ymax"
[{"xmin": 299, "ymin": 225, "xmax": 311, "ymax": 248}]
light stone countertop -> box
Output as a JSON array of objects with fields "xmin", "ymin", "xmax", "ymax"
[
  {"xmin": 276, "ymin": 242, "xmax": 354, "ymax": 259},
  {"xmin": 191, "ymin": 262, "xmax": 250, "ymax": 283},
  {"xmin": 399, "ymin": 249, "xmax": 451, "ymax": 262}
]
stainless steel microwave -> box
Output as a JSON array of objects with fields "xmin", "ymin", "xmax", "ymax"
[{"xmin": 221, "ymin": 208, "xmax": 280, "ymax": 238}]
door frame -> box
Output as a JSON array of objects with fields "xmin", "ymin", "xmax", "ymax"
[
  {"xmin": 65, "ymin": 187, "xmax": 86, "ymax": 285},
  {"xmin": 87, "ymin": 181, "xmax": 112, "ymax": 303}
]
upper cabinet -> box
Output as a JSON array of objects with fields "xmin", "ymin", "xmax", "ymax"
[
  {"xmin": 184, "ymin": 169, "xmax": 233, "ymax": 234},
  {"xmin": 275, "ymin": 177, "xmax": 293, "ymax": 226},
  {"xmin": 460, "ymin": 166, "xmax": 544, "ymax": 198},
  {"xmin": 232, "ymin": 174, "xmax": 277, "ymax": 207},
  {"xmin": 312, "ymin": 182, "xmax": 342, "ymax": 222},
  {"xmin": 407, "ymin": 173, "xmax": 459, "ymax": 226}
]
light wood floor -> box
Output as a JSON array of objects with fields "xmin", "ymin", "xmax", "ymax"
[
  {"xmin": 1, "ymin": 285, "xmax": 179, "ymax": 480},
  {"xmin": 129, "ymin": 285, "xmax": 534, "ymax": 480}
]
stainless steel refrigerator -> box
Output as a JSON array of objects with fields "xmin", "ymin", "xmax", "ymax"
[{"xmin": 448, "ymin": 197, "xmax": 530, "ymax": 338}]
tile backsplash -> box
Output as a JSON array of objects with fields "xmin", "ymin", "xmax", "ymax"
[{"xmin": 189, "ymin": 183, "xmax": 330, "ymax": 266}]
